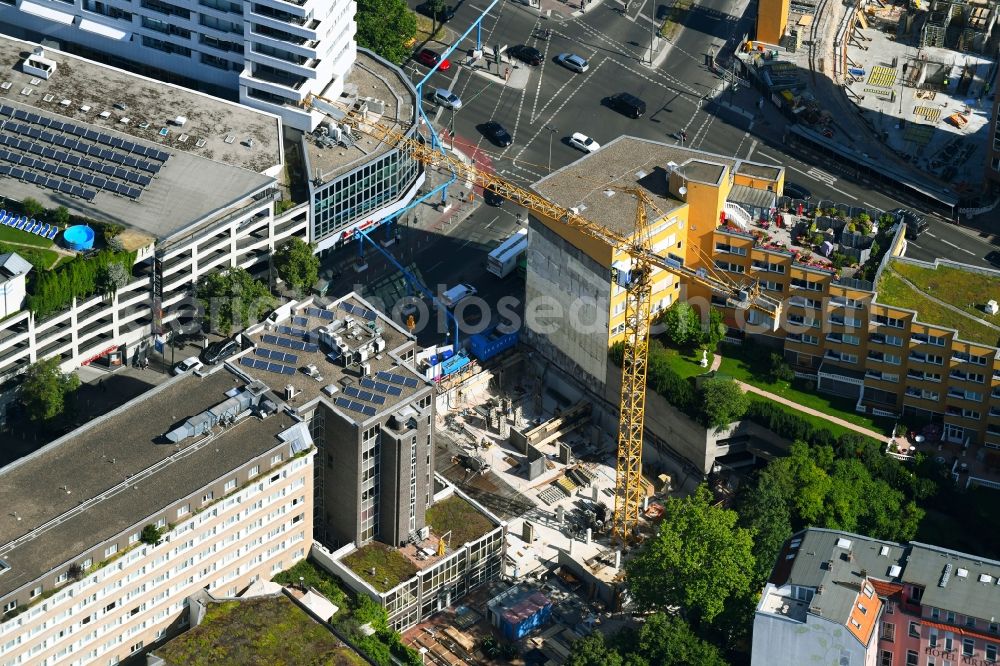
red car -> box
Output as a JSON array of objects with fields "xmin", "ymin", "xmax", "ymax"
[{"xmin": 416, "ymin": 48, "xmax": 451, "ymax": 71}]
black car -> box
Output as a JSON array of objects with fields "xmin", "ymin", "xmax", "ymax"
[
  {"xmin": 607, "ymin": 92, "xmax": 646, "ymax": 118},
  {"xmin": 484, "ymin": 188, "xmax": 505, "ymax": 207},
  {"xmin": 201, "ymin": 339, "xmax": 240, "ymax": 365},
  {"xmin": 481, "ymin": 121, "xmax": 512, "ymax": 147},
  {"xmin": 415, "ymin": 2, "xmax": 455, "ymax": 21},
  {"xmin": 509, "ymin": 45, "xmax": 543, "ymax": 66},
  {"xmin": 783, "ymin": 181, "xmax": 812, "ymax": 200}
]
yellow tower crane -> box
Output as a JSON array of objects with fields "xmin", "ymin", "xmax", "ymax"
[{"xmin": 304, "ymin": 94, "xmax": 782, "ymax": 544}]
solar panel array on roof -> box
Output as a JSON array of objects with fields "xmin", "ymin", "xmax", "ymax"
[
  {"xmin": 239, "ymin": 356, "xmax": 295, "ymax": 375},
  {"xmin": 0, "ymin": 104, "xmax": 166, "ymax": 202},
  {"xmin": 376, "ymin": 370, "xmax": 420, "ymax": 389},
  {"xmin": 255, "ymin": 347, "xmax": 298, "ymax": 364},
  {"xmin": 360, "ymin": 377, "xmax": 403, "ymax": 397},
  {"xmin": 262, "ymin": 333, "xmax": 318, "ymax": 353},
  {"xmin": 277, "ymin": 325, "xmax": 308, "ymax": 338},
  {"xmin": 340, "ymin": 301, "xmax": 378, "ymax": 321},
  {"xmin": 292, "ymin": 316, "xmax": 309, "ymax": 326},
  {"xmin": 306, "ymin": 307, "xmax": 336, "ymax": 321},
  {"xmin": 344, "ymin": 385, "xmax": 386, "ymax": 405},
  {"xmin": 334, "ymin": 396, "xmax": 377, "ymax": 417}
]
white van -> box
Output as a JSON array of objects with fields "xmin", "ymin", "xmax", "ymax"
[{"xmin": 442, "ymin": 283, "xmax": 477, "ymax": 307}]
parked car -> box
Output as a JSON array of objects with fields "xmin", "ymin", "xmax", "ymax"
[
  {"xmin": 783, "ymin": 181, "xmax": 812, "ymax": 200},
  {"xmin": 509, "ymin": 45, "xmax": 543, "ymax": 66},
  {"xmin": 986, "ymin": 250, "xmax": 1000, "ymax": 268},
  {"xmin": 568, "ymin": 132, "xmax": 601, "ymax": 153},
  {"xmin": 172, "ymin": 356, "xmax": 203, "ymax": 376},
  {"xmin": 442, "ymin": 283, "xmax": 477, "ymax": 307},
  {"xmin": 891, "ymin": 207, "xmax": 928, "ymax": 239},
  {"xmin": 555, "ymin": 52, "xmax": 589, "ymax": 73},
  {"xmin": 481, "ymin": 121, "xmax": 512, "ymax": 147},
  {"xmin": 432, "ymin": 88, "xmax": 462, "ymax": 110},
  {"xmin": 607, "ymin": 92, "xmax": 646, "ymax": 118},
  {"xmin": 415, "ymin": 2, "xmax": 455, "ymax": 21},
  {"xmin": 484, "ymin": 187, "xmax": 505, "ymax": 207},
  {"xmin": 201, "ymin": 339, "xmax": 240, "ymax": 365},
  {"xmin": 415, "ymin": 48, "xmax": 451, "ymax": 71}
]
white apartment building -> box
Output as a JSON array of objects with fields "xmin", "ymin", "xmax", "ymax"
[
  {"xmin": 0, "ymin": 37, "xmax": 422, "ymax": 418},
  {"xmin": 0, "ymin": 0, "xmax": 356, "ymax": 130},
  {"xmin": 0, "ymin": 368, "xmax": 316, "ymax": 666}
]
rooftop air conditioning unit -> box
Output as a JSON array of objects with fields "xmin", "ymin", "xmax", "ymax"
[{"xmin": 173, "ymin": 115, "xmax": 188, "ymax": 126}]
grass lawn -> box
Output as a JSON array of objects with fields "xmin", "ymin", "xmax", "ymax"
[
  {"xmin": 0, "ymin": 225, "xmax": 55, "ymax": 248},
  {"xmin": 648, "ymin": 338, "xmax": 709, "ymax": 379},
  {"xmin": 1, "ymin": 245, "xmax": 60, "ymax": 271},
  {"xmin": 413, "ymin": 14, "xmax": 446, "ymax": 44},
  {"xmin": 877, "ymin": 262, "xmax": 1000, "ymax": 347},
  {"xmin": 658, "ymin": 0, "xmax": 691, "ymax": 40},
  {"xmin": 718, "ymin": 342, "xmax": 894, "ymax": 436},
  {"xmin": 425, "ymin": 494, "xmax": 495, "ymax": 546},
  {"xmin": 153, "ymin": 597, "xmax": 366, "ymax": 666},
  {"xmin": 342, "ymin": 542, "xmax": 417, "ymax": 593}
]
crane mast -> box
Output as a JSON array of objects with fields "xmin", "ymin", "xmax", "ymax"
[{"xmin": 306, "ymin": 96, "xmax": 781, "ymax": 544}]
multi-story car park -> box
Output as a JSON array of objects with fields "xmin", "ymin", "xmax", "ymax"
[
  {"xmin": 0, "ymin": 368, "xmax": 317, "ymax": 666},
  {"xmin": 0, "ymin": 35, "xmax": 423, "ymax": 419},
  {"xmin": 752, "ymin": 527, "xmax": 1000, "ymax": 666},
  {"xmin": 525, "ymin": 135, "xmax": 1000, "ymax": 481},
  {"xmin": 0, "ymin": 0, "xmax": 356, "ymax": 130}
]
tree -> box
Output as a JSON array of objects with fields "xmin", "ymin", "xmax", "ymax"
[
  {"xmin": 20, "ymin": 356, "xmax": 80, "ymax": 423},
  {"xmin": 768, "ymin": 352, "xmax": 794, "ymax": 382},
  {"xmin": 565, "ymin": 631, "xmax": 624, "ymax": 666},
  {"xmin": 140, "ymin": 524, "xmax": 165, "ymax": 546},
  {"xmin": 659, "ymin": 301, "xmax": 701, "ymax": 347},
  {"xmin": 21, "ymin": 197, "xmax": 44, "ymax": 218},
  {"xmin": 425, "ymin": 0, "xmax": 446, "ymax": 34},
  {"xmin": 197, "ymin": 267, "xmax": 274, "ymax": 336},
  {"xmin": 97, "ymin": 262, "xmax": 130, "ymax": 295},
  {"xmin": 626, "ymin": 485, "xmax": 755, "ymax": 623},
  {"xmin": 355, "ymin": 0, "xmax": 418, "ymax": 65},
  {"xmin": 700, "ymin": 307, "xmax": 727, "ymax": 350},
  {"xmin": 54, "ymin": 205, "xmax": 70, "ymax": 227},
  {"xmin": 699, "ymin": 377, "xmax": 749, "ymax": 428},
  {"xmin": 273, "ymin": 237, "xmax": 320, "ymax": 294},
  {"xmin": 738, "ymin": 476, "xmax": 794, "ymax": 585},
  {"xmin": 635, "ymin": 613, "xmax": 728, "ymax": 666}
]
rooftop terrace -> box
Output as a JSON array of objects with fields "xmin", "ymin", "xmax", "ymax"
[
  {"xmin": 0, "ymin": 36, "xmax": 278, "ymax": 239},
  {"xmin": 153, "ymin": 595, "xmax": 366, "ymax": 666},
  {"xmin": 0, "ymin": 368, "xmax": 301, "ymax": 599},
  {"xmin": 876, "ymin": 259, "xmax": 1000, "ymax": 347},
  {"xmin": 532, "ymin": 136, "xmax": 782, "ymax": 237},
  {"xmin": 303, "ymin": 51, "xmax": 417, "ymax": 184},
  {"xmin": 236, "ymin": 293, "xmax": 427, "ymax": 424}
]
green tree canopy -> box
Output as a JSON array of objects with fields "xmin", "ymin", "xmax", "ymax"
[
  {"xmin": 197, "ymin": 267, "xmax": 274, "ymax": 336},
  {"xmin": 20, "ymin": 356, "xmax": 80, "ymax": 423},
  {"xmin": 565, "ymin": 631, "xmax": 624, "ymax": 666},
  {"xmin": 626, "ymin": 485, "xmax": 755, "ymax": 623},
  {"xmin": 21, "ymin": 197, "xmax": 44, "ymax": 218},
  {"xmin": 659, "ymin": 301, "xmax": 701, "ymax": 347},
  {"xmin": 699, "ymin": 377, "xmax": 749, "ymax": 428},
  {"xmin": 701, "ymin": 307, "xmax": 727, "ymax": 350},
  {"xmin": 356, "ymin": 0, "xmax": 418, "ymax": 65},
  {"xmin": 273, "ymin": 237, "xmax": 320, "ymax": 294},
  {"xmin": 635, "ymin": 613, "xmax": 728, "ymax": 666}
]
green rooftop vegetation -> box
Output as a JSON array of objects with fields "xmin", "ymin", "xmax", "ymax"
[
  {"xmin": 425, "ymin": 494, "xmax": 495, "ymax": 546},
  {"xmin": 342, "ymin": 542, "xmax": 417, "ymax": 593},
  {"xmin": 876, "ymin": 261, "xmax": 1000, "ymax": 347},
  {"xmin": 153, "ymin": 596, "xmax": 367, "ymax": 666}
]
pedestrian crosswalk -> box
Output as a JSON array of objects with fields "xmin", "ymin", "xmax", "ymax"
[{"xmin": 806, "ymin": 167, "xmax": 837, "ymax": 186}]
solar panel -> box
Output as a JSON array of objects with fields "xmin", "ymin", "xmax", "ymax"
[
  {"xmin": 290, "ymin": 340, "xmax": 306, "ymax": 351},
  {"xmin": 114, "ymin": 167, "xmax": 128, "ymax": 179},
  {"xmin": 110, "ymin": 152, "xmax": 125, "ymax": 164},
  {"xmin": 38, "ymin": 116, "xmax": 51, "ymax": 127},
  {"xmin": 27, "ymin": 128, "xmax": 41, "ymax": 139},
  {"xmin": 59, "ymin": 182, "xmax": 73, "ymax": 194},
  {"xmin": 41, "ymin": 162, "xmax": 56, "ymax": 173},
  {"xmin": 66, "ymin": 154, "xmax": 80, "ymax": 166},
  {"xmin": 25, "ymin": 112, "xmax": 39, "ymax": 124},
  {"xmin": 85, "ymin": 129, "xmax": 99, "ymax": 141},
  {"xmin": 123, "ymin": 156, "xmax": 138, "ymax": 167},
  {"xmin": 240, "ymin": 357, "xmax": 255, "ymax": 368},
  {"xmin": 0, "ymin": 165, "xmax": 8, "ymax": 176},
  {"xmin": 110, "ymin": 137, "xmax": 124, "ymax": 148},
  {"xmin": 104, "ymin": 181, "xmax": 119, "ymax": 193},
  {"xmin": 82, "ymin": 189, "xmax": 96, "ymax": 202},
  {"xmin": 92, "ymin": 177, "xmax": 107, "ymax": 189},
  {"xmin": 360, "ymin": 378, "xmax": 377, "ymax": 390},
  {"xmin": 88, "ymin": 145, "xmax": 101, "ymax": 157},
  {"xmin": 282, "ymin": 366, "xmax": 295, "ymax": 375},
  {"xmin": 41, "ymin": 147, "xmax": 55, "ymax": 158},
  {"xmin": 79, "ymin": 157, "xmax": 92, "ymax": 169},
  {"xmin": 53, "ymin": 150, "xmax": 67, "ymax": 161},
  {"xmin": 377, "ymin": 371, "xmax": 417, "ymax": 388},
  {"xmin": 304, "ymin": 343, "xmax": 319, "ymax": 352},
  {"xmin": 81, "ymin": 173, "xmax": 94, "ymax": 185},
  {"xmin": 137, "ymin": 175, "xmax": 151, "ymax": 187},
  {"xmin": 40, "ymin": 131, "xmax": 53, "ymax": 142},
  {"xmin": 22, "ymin": 171, "xmax": 37, "ymax": 184},
  {"xmin": 13, "ymin": 109, "xmax": 26, "ymax": 120},
  {"xmin": 122, "ymin": 140, "xmax": 135, "ymax": 152},
  {"xmin": 55, "ymin": 166, "xmax": 70, "ymax": 177},
  {"xmin": 306, "ymin": 307, "xmax": 324, "ymax": 318},
  {"xmin": 262, "ymin": 334, "xmax": 279, "ymax": 345},
  {"xmin": 0, "ymin": 105, "xmax": 12, "ymax": 115},
  {"xmin": 45, "ymin": 177, "xmax": 59, "ymax": 189},
  {"xmin": 139, "ymin": 161, "xmax": 156, "ymax": 174},
  {"xmin": 99, "ymin": 149, "xmax": 113, "ymax": 160},
  {"xmin": 266, "ymin": 362, "xmax": 282, "ymax": 373},
  {"xmin": 292, "ymin": 316, "xmax": 309, "ymax": 326},
  {"xmin": 277, "ymin": 326, "xmax": 307, "ymax": 337},
  {"xmin": 125, "ymin": 186, "xmax": 140, "ymax": 199},
  {"xmin": 69, "ymin": 169, "xmax": 83, "ymax": 181},
  {"xmin": 100, "ymin": 164, "xmax": 115, "ymax": 176},
  {"xmin": 50, "ymin": 120, "xmax": 63, "ymax": 131},
  {"xmin": 97, "ymin": 133, "xmax": 112, "ymax": 145},
  {"xmin": 71, "ymin": 185, "xmax": 85, "ymax": 197},
  {"xmin": 72, "ymin": 126, "xmax": 86, "ymax": 137}
]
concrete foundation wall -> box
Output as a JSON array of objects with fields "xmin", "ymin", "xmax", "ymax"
[{"xmin": 524, "ymin": 218, "xmax": 611, "ymax": 389}]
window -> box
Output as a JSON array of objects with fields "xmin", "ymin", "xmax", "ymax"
[
  {"xmin": 271, "ymin": 453, "xmax": 282, "ymax": 465},
  {"xmin": 931, "ymin": 607, "xmax": 940, "ymax": 619},
  {"xmin": 906, "ymin": 651, "xmax": 918, "ymax": 666},
  {"xmin": 880, "ymin": 651, "xmax": 892, "ymax": 666},
  {"xmin": 30, "ymin": 586, "xmax": 42, "ymax": 599},
  {"xmin": 881, "ymin": 622, "xmax": 895, "ymax": 641},
  {"xmin": 129, "ymin": 532, "xmax": 140, "ymax": 544},
  {"xmin": 224, "ymin": 479, "xmax": 237, "ymax": 492},
  {"xmin": 250, "ymin": 465, "xmax": 260, "ymax": 477},
  {"xmin": 963, "ymin": 639, "xmax": 975, "ymax": 657},
  {"xmin": 55, "ymin": 571, "xmax": 68, "ymax": 584},
  {"xmin": 966, "ymin": 616, "xmax": 977, "ymax": 629},
  {"xmin": 105, "ymin": 543, "xmax": 118, "ymax": 557},
  {"xmin": 946, "ymin": 611, "xmax": 956, "ymax": 623},
  {"xmin": 885, "ymin": 601, "xmax": 894, "ymax": 614},
  {"xmin": 989, "ymin": 622, "xmax": 999, "ymax": 635},
  {"xmin": 909, "ymin": 621, "xmax": 920, "ymax": 638},
  {"xmin": 3, "ymin": 600, "xmax": 15, "ymax": 613},
  {"xmin": 178, "ymin": 504, "xmax": 190, "ymax": 518},
  {"xmin": 929, "ymin": 628, "xmax": 938, "ymax": 647},
  {"xmin": 202, "ymin": 491, "xmax": 214, "ymax": 504},
  {"xmin": 986, "ymin": 644, "xmax": 997, "ymax": 661}
]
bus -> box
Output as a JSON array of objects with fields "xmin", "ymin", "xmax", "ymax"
[{"xmin": 487, "ymin": 228, "xmax": 528, "ymax": 278}]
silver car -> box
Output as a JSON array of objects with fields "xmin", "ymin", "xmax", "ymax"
[
  {"xmin": 433, "ymin": 88, "xmax": 462, "ymax": 110},
  {"xmin": 556, "ymin": 53, "xmax": 589, "ymax": 73}
]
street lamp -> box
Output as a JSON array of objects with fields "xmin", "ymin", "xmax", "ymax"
[
  {"xmin": 545, "ymin": 125, "xmax": 557, "ymax": 171},
  {"xmin": 648, "ymin": 0, "xmax": 656, "ymax": 64}
]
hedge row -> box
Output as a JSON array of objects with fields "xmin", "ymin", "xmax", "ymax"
[{"xmin": 26, "ymin": 249, "xmax": 136, "ymax": 318}]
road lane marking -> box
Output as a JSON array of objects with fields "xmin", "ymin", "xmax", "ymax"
[
  {"xmin": 925, "ymin": 232, "xmax": 937, "ymax": 239},
  {"xmin": 862, "ymin": 201, "xmax": 877, "ymax": 208},
  {"xmin": 941, "ymin": 239, "xmax": 975, "ymax": 255},
  {"xmin": 806, "ymin": 167, "xmax": 837, "ymax": 185}
]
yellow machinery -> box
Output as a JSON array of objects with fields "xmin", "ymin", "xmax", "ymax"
[{"xmin": 304, "ymin": 94, "xmax": 781, "ymax": 545}]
